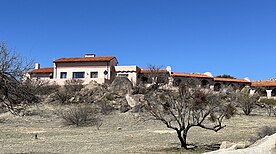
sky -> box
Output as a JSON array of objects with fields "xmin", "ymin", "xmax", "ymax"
[{"xmin": 0, "ymin": 0, "xmax": 275, "ymax": 80}]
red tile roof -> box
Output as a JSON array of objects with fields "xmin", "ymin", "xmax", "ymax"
[
  {"xmin": 29, "ymin": 67, "xmax": 53, "ymax": 74},
  {"xmin": 54, "ymin": 56, "xmax": 117, "ymax": 63},
  {"xmin": 213, "ymin": 77, "xmax": 251, "ymax": 83},
  {"xmin": 140, "ymin": 69, "xmax": 168, "ymax": 74},
  {"xmin": 171, "ymin": 72, "xmax": 213, "ymax": 78},
  {"xmin": 252, "ymin": 81, "xmax": 276, "ymax": 87}
]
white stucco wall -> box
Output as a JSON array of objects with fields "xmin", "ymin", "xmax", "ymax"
[
  {"xmin": 115, "ymin": 66, "xmax": 139, "ymax": 85},
  {"xmin": 53, "ymin": 60, "xmax": 117, "ymax": 85}
]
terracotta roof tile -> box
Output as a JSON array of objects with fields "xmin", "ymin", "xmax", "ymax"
[
  {"xmin": 171, "ymin": 72, "xmax": 213, "ymax": 78},
  {"xmin": 252, "ymin": 81, "xmax": 276, "ymax": 87},
  {"xmin": 54, "ymin": 56, "xmax": 116, "ymax": 63},
  {"xmin": 214, "ymin": 78, "xmax": 251, "ymax": 83},
  {"xmin": 30, "ymin": 67, "xmax": 53, "ymax": 74}
]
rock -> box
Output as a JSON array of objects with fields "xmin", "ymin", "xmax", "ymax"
[
  {"xmin": 220, "ymin": 141, "xmax": 236, "ymax": 150},
  {"xmin": 204, "ymin": 133, "xmax": 276, "ymax": 154},
  {"xmin": 111, "ymin": 77, "xmax": 133, "ymax": 96},
  {"xmin": 119, "ymin": 104, "xmax": 131, "ymax": 113},
  {"xmin": 69, "ymin": 97, "xmax": 75, "ymax": 102},
  {"xmin": 125, "ymin": 94, "xmax": 137, "ymax": 107},
  {"xmin": 117, "ymin": 127, "xmax": 122, "ymax": 130},
  {"xmin": 236, "ymin": 141, "xmax": 250, "ymax": 149},
  {"xmin": 78, "ymin": 82, "xmax": 108, "ymax": 103}
]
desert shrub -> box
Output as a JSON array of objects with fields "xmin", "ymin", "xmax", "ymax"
[
  {"xmin": 0, "ymin": 103, "xmax": 8, "ymax": 114},
  {"xmin": 58, "ymin": 105, "xmax": 102, "ymax": 127},
  {"xmin": 0, "ymin": 117, "xmax": 6, "ymax": 123},
  {"xmin": 260, "ymin": 99, "xmax": 276, "ymax": 116},
  {"xmin": 23, "ymin": 79, "xmax": 59, "ymax": 96},
  {"xmin": 257, "ymin": 126, "xmax": 276, "ymax": 138},
  {"xmin": 54, "ymin": 79, "xmax": 84, "ymax": 104},
  {"xmin": 95, "ymin": 100, "xmax": 115, "ymax": 115},
  {"xmin": 132, "ymin": 86, "xmax": 147, "ymax": 94},
  {"xmin": 64, "ymin": 79, "xmax": 84, "ymax": 92},
  {"xmin": 250, "ymin": 125, "xmax": 276, "ymax": 143},
  {"xmin": 238, "ymin": 87, "xmax": 259, "ymax": 115}
]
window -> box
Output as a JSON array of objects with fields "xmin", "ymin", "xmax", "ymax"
[
  {"xmin": 118, "ymin": 74, "xmax": 129, "ymax": 77},
  {"xmin": 49, "ymin": 73, "xmax": 53, "ymax": 79},
  {"xmin": 60, "ymin": 72, "xmax": 67, "ymax": 79},
  {"xmin": 73, "ymin": 72, "xmax": 85, "ymax": 78},
  {"xmin": 90, "ymin": 72, "xmax": 98, "ymax": 78}
]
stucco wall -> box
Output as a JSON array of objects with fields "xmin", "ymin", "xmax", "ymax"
[
  {"xmin": 53, "ymin": 60, "xmax": 118, "ymax": 84},
  {"xmin": 115, "ymin": 66, "xmax": 139, "ymax": 85}
]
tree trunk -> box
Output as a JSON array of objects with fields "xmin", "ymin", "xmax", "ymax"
[{"xmin": 177, "ymin": 130, "xmax": 187, "ymax": 149}]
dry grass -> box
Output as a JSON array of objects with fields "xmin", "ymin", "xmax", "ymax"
[{"xmin": 0, "ymin": 104, "xmax": 276, "ymax": 154}]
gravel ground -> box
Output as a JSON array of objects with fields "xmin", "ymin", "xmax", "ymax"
[{"xmin": 0, "ymin": 104, "xmax": 276, "ymax": 154}]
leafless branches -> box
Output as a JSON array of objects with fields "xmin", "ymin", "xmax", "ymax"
[
  {"xmin": 141, "ymin": 77, "xmax": 237, "ymax": 149},
  {"xmin": 0, "ymin": 42, "xmax": 38, "ymax": 115}
]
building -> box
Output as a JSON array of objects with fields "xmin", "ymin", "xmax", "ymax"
[
  {"xmin": 29, "ymin": 54, "xmax": 118, "ymax": 84},
  {"xmin": 28, "ymin": 53, "xmax": 276, "ymax": 99},
  {"xmin": 251, "ymin": 80, "xmax": 276, "ymax": 98},
  {"xmin": 170, "ymin": 72, "xmax": 251, "ymax": 91},
  {"xmin": 114, "ymin": 66, "xmax": 140, "ymax": 85}
]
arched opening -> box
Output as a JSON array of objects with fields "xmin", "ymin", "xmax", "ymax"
[
  {"xmin": 272, "ymin": 88, "xmax": 276, "ymax": 96},
  {"xmin": 227, "ymin": 83, "xmax": 237, "ymax": 90},
  {"xmin": 256, "ymin": 89, "xmax": 267, "ymax": 97},
  {"xmin": 214, "ymin": 83, "xmax": 221, "ymax": 91},
  {"xmin": 173, "ymin": 78, "xmax": 182, "ymax": 86},
  {"xmin": 140, "ymin": 75, "xmax": 152, "ymax": 84},
  {"xmin": 239, "ymin": 84, "xmax": 246, "ymax": 90},
  {"xmin": 201, "ymin": 80, "xmax": 209, "ymax": 88}
]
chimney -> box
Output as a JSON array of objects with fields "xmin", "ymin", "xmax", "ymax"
[
  {"xmin": 35, "ymin": 63, "xmax": 40, "ymax": 69},
  {"xmin": 85, "ymin": 54, "xmax": 96, "ymax": 58}
]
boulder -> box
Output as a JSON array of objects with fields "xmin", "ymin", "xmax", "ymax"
[
  {"xmin": 125, "ymin": 94, "xmax": 137, "ymax": 107},
  {"xmin": 220, "ymin": 141, "xmax": 236, "ymax": 149},
  {"xmin": 111, "ymin": 77, "xmax": 133, "ymax": 96},
  {"xmin": 204, "ymin": 133, "xmax": 276, "ymax": 154}
]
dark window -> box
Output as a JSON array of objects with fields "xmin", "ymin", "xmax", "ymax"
[
  {"xmin": 201, "ymin": 80, "xmax": 209, "ymax": 88},
  {"xmin": 49, "ymin": 73, "xmax": 53, "ymax": 79},
  {"xmin": 90, "ymin": 72, "xmax": 98, "ymax": 78},
  {"xmin": 60, "ymin": 72, "xmax": 67, "ymax": 79},
  {"xmin": 73, "ymin": 72, "xmax": 85, "ymax": 78},
  {"xmin": 118, "ymin": 74, "xmax": 129, "ymax": 77},
  {"xmin": 272, "ymin": 88, "xmax": 276, "ymax": 96},
  {"xmin": 214, "ymin": 83, "xmax": 221, "ymax": 91}
]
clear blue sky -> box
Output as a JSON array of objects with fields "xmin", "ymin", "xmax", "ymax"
[{"xmin": 0, "ymin": 0, "xmax": 275, "ymax": 80}]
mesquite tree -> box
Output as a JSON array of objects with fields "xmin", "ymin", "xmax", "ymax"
[
  {"xmin": 238, "ymin": 86, "xmax": 259, "ymax": 115},
  {"xmin": 0, "ymin": 42, "xmax": 38, "ymax": 115},
  {"xmin": 142, "ymin": 79, "xmax": 237, "ymax": 149}
]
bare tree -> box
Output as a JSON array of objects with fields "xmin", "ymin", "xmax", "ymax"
[
  {"xmin": 138, "ymin": 65, "xmax": 169, "ymax": 90},
  {"xmin": 0, "ymin": 42, "xmax": 38, "ymax": 115},
  {"xmin": 141, "ymin": 79, "xmax": 237, "ymax": 149},
  {"xmin": 260, "ymin": 98, "xmax": 276, "ymax": 116},
  {"xmin": 238, "ymin": 86, "xmax": 259, "ymax": 115}
]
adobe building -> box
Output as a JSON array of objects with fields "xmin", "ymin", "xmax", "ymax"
[
  {"xmin": 28, "ymin": 53, "xmax": 276, "ymax": 99},
  {"xmin": 29, "ymin": 54, "xmax": 118, "ymax": 84},
  {"xmin": 251, "ymin": 80, "xmax": 276, "ymax": 98}
]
